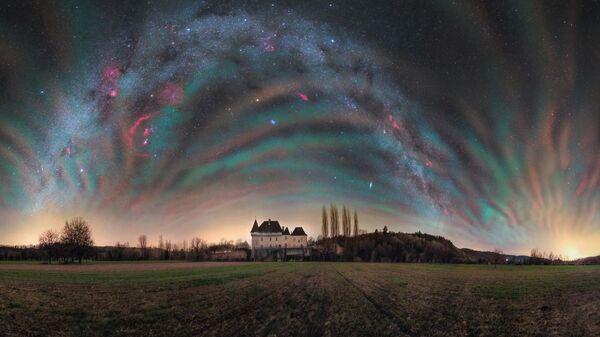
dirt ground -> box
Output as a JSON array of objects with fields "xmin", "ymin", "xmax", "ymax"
[
  {"xmin": 0, "ymin": 261, "xmax": 244, "ymax": 272},
  {"xmin": 1, "ymin": 262, "xmax": 600, "ymax": 337}
]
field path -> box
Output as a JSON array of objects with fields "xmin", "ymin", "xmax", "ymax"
[{"xmin": 334, "ymin": 266, "xmax": 411, "ymax": 335}]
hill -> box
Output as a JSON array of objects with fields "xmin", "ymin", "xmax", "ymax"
[
  {"xmin": 315, "ymin": 230, "xmax": 528, "ymax": 264},
  {"xmin": 575, "ymin": 255, "xmax": 600, "ymax": 265}
]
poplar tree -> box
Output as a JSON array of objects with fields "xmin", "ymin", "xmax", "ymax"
[
  {"xmin": 321, "ymin": 205, "xmax": 329, "ymax": 238},
  {"xmin": 353, "ymin": 209, "xmax": 359, "ymax": 237}
]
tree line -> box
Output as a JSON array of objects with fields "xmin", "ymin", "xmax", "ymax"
[
  {"xmin": 0, "ymin": 215, "xmax": 587, "ymax": 265},
  {"xmin": 30, "ymin": 217, "xmax": 251, "ymax": 263},
  {"xmin": 38, "ymin": 217, "xmax": 94, "ymax": 263},
  {"xmin": 314, "ymin": 226, "xmax": 461, "ymax": 263},
  {"xmin": 102, "ymin": 237, "xmax": 250, "ymax": 261}
]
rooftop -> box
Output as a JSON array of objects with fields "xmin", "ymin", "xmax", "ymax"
[
  {"xmin": 250, "ymin": 219, "xmax": 306, "ymax": 236},
  {"xmin": 291, "ymin": 227, "xmax": 307, "ymax": 236}
]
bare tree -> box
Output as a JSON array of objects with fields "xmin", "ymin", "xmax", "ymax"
[
  {"xmin": 39, "ymin": 229, "xmax": 59, "ymax": 264},
  {"xmin": 492, "ymin": 248, "xmax": 504, "ymax": 267},
  {"xmin": 321, "ymin": 205, "xmax": 329, "ymax": 239},
  {"xmin": 190, "ymin": 237, "xmax": 207, "ymax": 261},
  {"xmin": 548, "ymin": 251, "xmax": 556, "ymax": 264},
  {"xmin": 158, "ymin": 235, "xmax": 165, "ymax": 259},
  {"xmin": 61, "ymin": 217, "xmax": 94, "ymax": 263},
  {"xmin": 165, "ymin": 240, "xmax": 172, "ymax": 260},
  {"xmin": 138, "ymin": 235, "xmax": 148, "ymax": 260},
  {"xmin": 158, "ymin": 235, "xmax": 164, "ymax": 250}
]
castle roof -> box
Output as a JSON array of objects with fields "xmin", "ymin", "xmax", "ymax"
[
  {"xmin": 291, "ymin": 227, "xmax": 307, "ymax": 236},
  {"xmin": 250, "ymin": 220, "xmax": 306, "ymax": 236},
  {"xmin": 251, "ymin": 219, "xmax": 282, "ymax": 233},
  {"xmin": 251, "ymin": 219, "xmax": 259, "ymax": 232}
]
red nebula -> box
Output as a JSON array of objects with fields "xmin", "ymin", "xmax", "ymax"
[
  {"xmin": 99, "ymin": 64, "xmax": 122, "ymax": 99},
  {"xmin": 102, "ymin": 65, "xmax": 121, "ymax": 81},
  {"xmin": 388, "ymin": 114, "xmax": 402, "ymax": 130},
  {"xmin": 126, "ymin": 113, "xmax": 155, "ymax": 154},
  {"xmin": 157, "ymin": 83, "xmax": 184, "ymax": 105},
  {"xmin": 296, "ymin": 92, "xmax": 309, "ymax": 101}
]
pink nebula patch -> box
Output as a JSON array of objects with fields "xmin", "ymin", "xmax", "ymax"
[
  {"xmin": 102, "ymin": 65, "xmax": 121, "ymax": 81},
  {"xmin": 100, "ymin": 65, "xmax": 122, "ymax": 99},
  {"xmin": 296, "ymin": 92, "xmax": 309, "ymax": 101},
  {"xmin": 388, "ymin": 115, "xmax": 402, "ymax": 130},
  {"xmin": 261, "ymin": 38, "xmax": 276, "ymax": 52},
  {"xmin": 158, "ymin": 83, "xmax": 184, "ymax": 105}
]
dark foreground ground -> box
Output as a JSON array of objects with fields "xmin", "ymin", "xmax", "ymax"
[{"xmin": 1, "ymin": 262, "xmax": 599, "ymax": 337}]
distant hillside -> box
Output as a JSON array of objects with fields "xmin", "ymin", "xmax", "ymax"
[
  {"xmin": 459, "ymin": 248, "xmax": 530, "ymax": 264},
  {"xmin": 575, "ymin": 255, "xmax": 600, "ymax": 265},
  {"xmin": 315, "ymin": 230, "xmax": 527, "ymax": 264}
]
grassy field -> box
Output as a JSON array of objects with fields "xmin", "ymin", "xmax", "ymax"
[{"xmin": 1, "ymin": 262, "xmax": 600, "ymax": 337}]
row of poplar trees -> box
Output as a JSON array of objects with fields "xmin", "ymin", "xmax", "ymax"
[{"xmin": 321, "ymin": 204, "xmax": 359, "ymax": 238}]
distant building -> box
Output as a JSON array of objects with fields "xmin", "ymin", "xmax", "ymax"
[{"xmin": 250, "ymin": 219, "xmax": 309, "ymax": 261}]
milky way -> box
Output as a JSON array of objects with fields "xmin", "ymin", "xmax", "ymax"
[{"xmin": 1, "ymin": 1, "xmax": 600, "ymax": 257}]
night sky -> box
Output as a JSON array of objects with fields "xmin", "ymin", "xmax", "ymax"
[{"xmin": 1, "ymin": 1, "xmax": 600, "ymax": 258}]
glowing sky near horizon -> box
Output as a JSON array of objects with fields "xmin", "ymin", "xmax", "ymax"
[{"xmin": 1, "ymin": 1, "xmax": 600, "ymax": 258}]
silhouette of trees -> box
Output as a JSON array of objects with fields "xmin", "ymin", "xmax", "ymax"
[
  {"xmin": 190, "ymin": 237, "xmax": 207, "ymax": 261},
  {"xmin": 138, "ymin": 235, "xmax": 148, "ymax": 259},
  {"xmin": 342, "ymin": 206, "xmax": 351, "ymax": 237},
  {"xmin": 321, "ymin": 205, "xmax": 329, "ymax": 239},
  {"xmin": 158, "ymin": 235, "xmax": 165, "ymax": 259},
  {"xmin": 164, "ymin": 240, "xmax": 172, "ymax": 260},
  {"xmin": 111, "ymin": 242, "xmax": 128, "ymax": 260},
  {"xmin": 491, "ymin": 249, "xmax": 504, "ymax": 267},
  {"xmin": 60, "ymin": 217, "xmax": 93, "ymax": 263},
  {"xmin": 38, "ymin": 229, "xmax": 59, "ymax": 264},
  {"xmin": 353, "ymin": 209, "xmax": 359, "ymax": 237},
  {"xmin": 330, "ymin": 204, "xmax": 339, "ymax": 237},
  {"xmin": 314, "ymin": 229, "xmax": 462, "ymax": 263}
]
